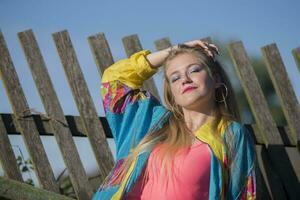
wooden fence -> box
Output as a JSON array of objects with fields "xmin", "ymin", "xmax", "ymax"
[{"xmin": 0, "ymin": 29, "xmax": 299, "ymax": 200}]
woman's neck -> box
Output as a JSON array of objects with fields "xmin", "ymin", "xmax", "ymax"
[{"xmin": 182, "ymin": 104, "xmax": 217, "ymax": 133}]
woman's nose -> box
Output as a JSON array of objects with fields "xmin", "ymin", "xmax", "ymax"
[{"xmin": 181, "ymin": 73, "xmax": 192, "ymax": 85}]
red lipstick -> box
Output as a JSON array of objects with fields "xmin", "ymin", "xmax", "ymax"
[{"xmin": 182, "ymin": 86, "xmax": 197, "ymax": 94}]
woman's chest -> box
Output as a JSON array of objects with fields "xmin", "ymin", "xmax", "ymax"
[
  {"xmin": 125, "ymin": 141, "xmax": 212, "ymax": 200},
  {"xmin": 147, "ymin": 140, "xmax": 211, "ymax": 184}
]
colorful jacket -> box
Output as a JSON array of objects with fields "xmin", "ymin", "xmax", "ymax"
[{"xmin": 92, "ymin": 50, "xmax": 257, "ymax": 200}]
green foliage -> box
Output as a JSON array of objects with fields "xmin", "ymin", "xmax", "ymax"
[{"xmin": 16, "ymin": 154, "xmax": 35, "ymax": 186}]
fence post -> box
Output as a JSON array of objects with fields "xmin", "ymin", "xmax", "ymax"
[{"xmin": 0, "ymin": 31, "xmax": 60, "ymax": 193}]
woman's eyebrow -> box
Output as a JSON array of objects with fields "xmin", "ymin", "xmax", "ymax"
[{"xmin": 168, "ymin": 63, "xmax": 201, "ymax": 76}]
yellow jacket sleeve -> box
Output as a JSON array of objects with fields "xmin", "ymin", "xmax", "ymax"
[{"xmin": 102, "ymin": 50, "xmax": 158, "ymax": 89}]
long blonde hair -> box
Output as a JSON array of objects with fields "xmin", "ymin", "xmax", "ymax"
[{"xmin": 102, "ymin": 44, "xmax": 240, "ymax": 188}]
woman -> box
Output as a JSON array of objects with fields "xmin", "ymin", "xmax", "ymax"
[{"xmin": 92, "ymin": 40, "xmax": 257, "ymax": 200}]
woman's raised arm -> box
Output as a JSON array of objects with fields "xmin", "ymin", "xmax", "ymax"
[{"xmin": 101, "ymin": 50, "xmax": 167, "ymax": 160}]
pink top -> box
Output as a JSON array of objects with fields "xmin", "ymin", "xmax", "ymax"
[{"xmin": 125, "ymin": 140, "xmax": 211, "ymax": 200}]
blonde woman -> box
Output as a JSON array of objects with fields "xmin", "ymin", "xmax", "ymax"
[{"xmin": 92, "ymin": 40, "xmax": 257, "ymax": 200}]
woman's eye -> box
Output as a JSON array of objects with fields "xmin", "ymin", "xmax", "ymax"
[
  {"xmin": 189, "ymin": 65, "xmax": 202, "ymax": 73},
  {"xmin": 170, "ymin": 75, "xmax": 180, "ymax": 83}
]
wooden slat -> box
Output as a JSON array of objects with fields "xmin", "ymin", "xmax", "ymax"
[
  {"xmin": 154, "ymin": 37, "xmax": 172, "ymax": 50},
  {"xmin": 0, "ymin": 116, "xmax": 23, "ymax": 181},
  {"xmin": 153, "ymin": 37, "xmax": 172, "ymax": 106},
  {"xmin": 228, "ymin": 41, "xmax": 283, "ymax": 146},
  {"xmin": 200, "ymin": 37, "xmax": 213, "ymax": 43},
  {"xmin": 52, "ymin": 30, "xmax": 115, "ymax": 184},
  {"xmin": 0, "ymin": 31, "xmax": 59, "ymax": 193},
  {"xmin": 1, "ymin": 113, "xmax": 113, "ymax": 138},
  {"xmin": 88, "ymin": 32, "xmax": 114, "ymax": 76},
  {"xmin": 292, "ymin": 47, "xmax": 300, "ymax": 72},
  {"xmin": 256, "ymin": 145, "xmax": 286, "ymax": 199},
  {"xmin": 122, "ymin": 34, "xmax": 161, "ymax": 101},
  {"xmin": 18, "ymin": 29, "xmax": 94, "ymax": 199},
  {"xmin": 254, "ymin": 145, "xmax": 273, "ymax": 199},
  {"xmin": 250, "ymin": 124, "xmax": 267, "ymax": 145},
  {"xmin": 248, "ymin": 123, "xmax": 294, "ymax": 146},
  {"xmin": 267, "ymin": 145, "xmax": 300, "ymax": 198},
  {"xmin": 285, "ymin": 147, "xmax": 300, "ymax": 182},
  {"xmin": 261, "ymin": 44, "xmax": 300, "ymax": 146},
  {"xmin": 0, "ymin": 176, "xmax": 74, "ymax": 200}
]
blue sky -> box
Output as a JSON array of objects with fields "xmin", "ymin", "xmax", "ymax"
[
  {"xmin": 0, "ymin": 0, "xmax": 299, "ymax": 116},
  {"xmin": 0, "ymin": 0, "xmax": 299, "ymax": 186}
]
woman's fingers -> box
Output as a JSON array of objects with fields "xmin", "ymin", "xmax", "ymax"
[
  {"xmin": 198, "ymin": 41, "xmax": 209, "ymax": 49},
  {"xmin": 198, "ymin": 41, "xmax": 220, "ymax": 56},
  {"xmin": 208, "ymin": 43, "xmax": 218, "ymax": 49},
  {"xmin": 183, "ymin": 40, "xmax": 220, "ymax": 57},
  {"xmin": 185, "ymin": 40, "xmax": 207, "ymax": 49},
  {"xmin": 204, "ymin": 48, "xmax": 213, "ymax": 57},
  {"xmin": 204, "ymin": 43, "xmax": 220, "ymax": 56},
  {"xmin": 208, "ymin": 44, "xmax": 219, "ymax": 51},
  {"xmin": 209, "ymin": 46, "xmax": 220, "ymax": 55}
]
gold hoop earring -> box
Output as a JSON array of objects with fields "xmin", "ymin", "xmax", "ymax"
[{"xmin": 215, "ymin": 83, "xmax": 228, "ymax": 110}]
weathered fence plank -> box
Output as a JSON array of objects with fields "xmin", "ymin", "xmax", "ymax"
[
  {"xmin": 0, "ymin": 176, "xmax": 74, "ymax": 200},
  {"xmin": 292, "ymin": 47, "xmax": 300, "ymax": 72},
  {"xmin": 261, "ymin": 43, "xmax": 300, "ymax": 146},
  {"xmin": 257, "ymin": 145, "xmax": 287, "ymax": 200},
  {"xmin": 88, "ymin": 32, "xmax": 114, "ymax": 76},
  {"xmin": 285, "ymin": 147, "xmax": 300, "ymax": 182},
  {"xmin": 154, "ymin": 37, "xmax": 172, "ymax": 51},
  {"xmin": 18, "ymin": 29, "xmax": 94, "ymax": 200},
  {"xmin": 0, "ymin": 116, "xmax": 23, "ymax": 182},
  {"xmin": 0, "ymin": 31, "xmax": 60, "ymax": 193},
  {"xmin": 228, "ymin": 41, "xmax": 283, "ymax": 146},
  {"xmin": 254, "ymin": 145, "xmax": 273, "ymax": 199},
  {"xmin": 250, "ymin": 124, "xmax": 270, "ymax": 145},
  {"xmin": 267, "ymin": 146, "xmax": 300, "ymax": 199},
  {"xmin": 52, "ymin": 30, "xmax": 115, "ymax": 185},
  {"xmin": 122, "ymin": 34, "xmax": 161, "ymax": 101}
]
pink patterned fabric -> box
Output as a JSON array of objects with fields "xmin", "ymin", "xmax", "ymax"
[
  {"xmin": 125, "ymin": 140, "xmax": 211, "ymax": 200},
  {"xmin": 240, "ymin": 170, "xmax": 256, "ymax": 199},
  {"xmin": 101, "ymin": 81, "xmax": 157, "ymax": 114}
]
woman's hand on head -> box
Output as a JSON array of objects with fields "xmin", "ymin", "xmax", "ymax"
[
  {"xmin": 146, "ymin": 39, "xmax": 219, "ymax": 70},
  {"xmin": 182, "ymin": 40, "xmax": 220, "ymax": 58}
]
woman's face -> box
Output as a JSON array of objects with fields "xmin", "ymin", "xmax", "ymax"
[{"xmin": 165, "ymin": 53, "xmax": 216, "ymax": 110}]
